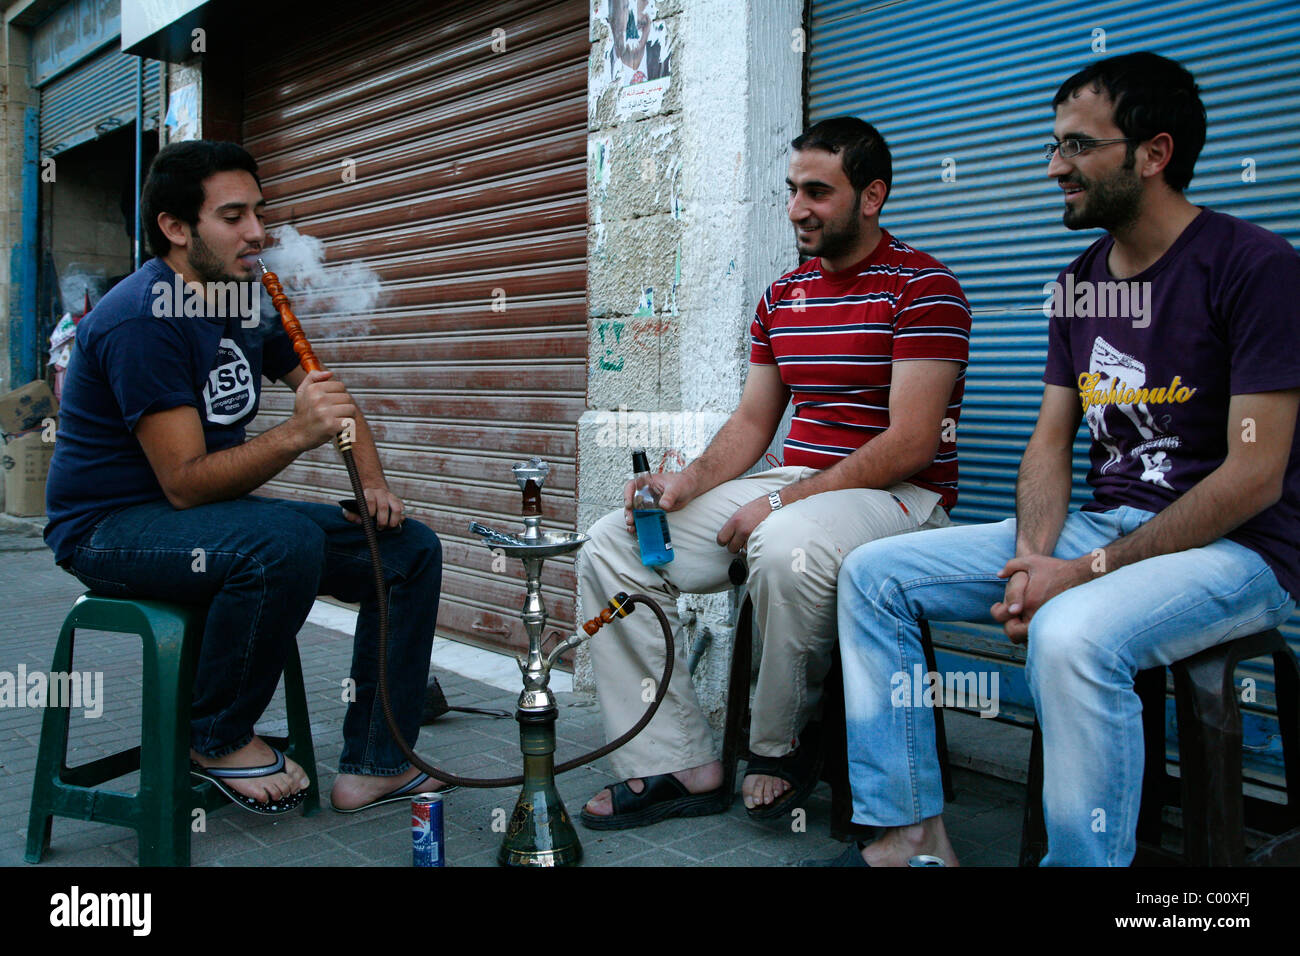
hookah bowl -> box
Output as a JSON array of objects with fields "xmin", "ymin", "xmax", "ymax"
[{"xmin": 470, "ymin": 458, "xmax": 590, "ymax": 867}]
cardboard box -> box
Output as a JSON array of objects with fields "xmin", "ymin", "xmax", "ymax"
[
  {"xmin": 0, "ymin": 380, "xmax": 58, "ymax": 437},
  {"xmin": 3, "ymin": 431, "xmax": 56, "ymax": 516}
]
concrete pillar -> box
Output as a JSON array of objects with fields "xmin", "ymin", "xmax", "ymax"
[
  {"xmin": 1, "ymin": 8, "xmax": 36, "ymax": 399},
  {"xmin": 575, "ymin": 0, "xmax": 803, "ymax": 730}
]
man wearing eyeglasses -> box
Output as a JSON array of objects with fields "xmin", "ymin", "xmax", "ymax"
[{"xmin": 809, "ymin": 51, "xmax": 1300, "ymax": 866}]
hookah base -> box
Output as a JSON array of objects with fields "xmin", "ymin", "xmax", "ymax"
[
  {"xmin": 498, "ymin": 834, "xmax": 583, "ymax": 868},
  {"xmin": 497, "ymin": 707, "xmax": 584, "ymax": 868},
  {"xmin": 496, "ymin": 785, "xmax": 584, "ymax": 867}
]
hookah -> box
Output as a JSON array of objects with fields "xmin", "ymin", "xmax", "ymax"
[{"xmin": 258, "ymin": 260, "xmax": 678, "ymax": 866}]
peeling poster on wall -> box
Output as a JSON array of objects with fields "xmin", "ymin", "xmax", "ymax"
[
  {"xmin": 596, "ymin": 0, "xmax": 673, "ymax": 118},
  {"xmin": 164, "ymin": 84, "xmax": 200, "ymax": 143}
]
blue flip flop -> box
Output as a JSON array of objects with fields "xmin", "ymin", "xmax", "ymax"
[
  {"xmin": 190, "ymin": 747, "xmax": 306, "ymax": 816},
  {"xmin": 329, "ymin": 772, "xmax": 455, "ymax": 814}
]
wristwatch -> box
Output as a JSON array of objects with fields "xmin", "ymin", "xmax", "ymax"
[{"xmin": 768, "ymin": 491, "xmax": 784, "ymax": 512}]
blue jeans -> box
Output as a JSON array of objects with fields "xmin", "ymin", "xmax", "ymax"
[
  {"xmin": 67, "ymin": 495, "xmax": 442, "ymax": 776},
  {"xmin": 836, "ymin": 507, "xmax": 1294, "ymax": 866}
]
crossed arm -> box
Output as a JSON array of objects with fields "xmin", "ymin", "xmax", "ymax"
[{"xmin": 995, "ymin": 383, "xmax": 1300, "ymax": 642}]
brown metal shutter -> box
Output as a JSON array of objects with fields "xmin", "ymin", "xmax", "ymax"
[{"xmin": 242, "ymin": 0, "xmax": 588, "ymax": 657}]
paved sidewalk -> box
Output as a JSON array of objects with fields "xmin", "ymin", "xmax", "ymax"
[{"xmin": 0, "ymin": 524, "xmax": 1023, "ymax": 867}]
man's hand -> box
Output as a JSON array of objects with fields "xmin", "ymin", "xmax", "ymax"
[
  {"xmin": 346, "ymin": 486, "xmax": 405, "ymax": 530},
  {"xmin": 290, "ymin": 369, "xmax": 358, "ymax": 451},
  {"xmin": 716, "ymin": 495, "xmax": 773, "ymax": 554},
  {"xmin": 990, "ymin": 569, "xmax": 1031, "ymax": 643},
  {"xmin": 623, "ymin": 471, "xmax": 698, "ymax": 533},
  {"xmin": 992, "ymin": 554, "xmax": 1092, "ymax": 643}
]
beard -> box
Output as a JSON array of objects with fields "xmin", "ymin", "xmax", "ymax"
[
  {"xmin": 1062, "ymin": 153, "xmax": 1142, "ymax": 232},
  {"xmin": 795, "ymin": 199, "xmax": 863, "ymax": 262},
  {"xmin": 186, "ymin": 228, "xmax": 243, "ymax": 284}
]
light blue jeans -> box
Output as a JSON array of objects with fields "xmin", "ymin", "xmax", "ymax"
[{"xmin": 836, "ymin": 506, "xmax": 1294, "ymax": 866}]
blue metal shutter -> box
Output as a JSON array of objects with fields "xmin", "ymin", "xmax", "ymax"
[
  {"xmin": 38, "ymin": 44, "xmax": 160, "ymax": 156},
  {"xmin": 808, "ymin": 0, "xmax": 1300, "ymax": 784}
]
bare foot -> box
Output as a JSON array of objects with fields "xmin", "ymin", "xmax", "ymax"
[
  {"xmin": 330, "ymin": 766, "xmax": 449, "ymax": 811},
  {"xmin": 742, "ymin": 772, "xmax": 792, "ymax": 810},
  {"xmin": 583, "ymin": 760, "xmax": 723, "ymax": 816},
  {"xmin": 192, "ymin": 736, "xmax": 310, "ymax": 805},
  {"xmin": 859, "ymin": 816, "xmax": 960, "ymax": 867}
]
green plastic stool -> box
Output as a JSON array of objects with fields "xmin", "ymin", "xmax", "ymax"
[{"xmin": 25, "ymin": 593, "xmax": 320, "ymax": 866}]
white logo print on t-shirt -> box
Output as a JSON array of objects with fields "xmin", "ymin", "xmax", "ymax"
[{"xmin": 204, "ymin": 337, "xmax": 255, "ymax": 425}]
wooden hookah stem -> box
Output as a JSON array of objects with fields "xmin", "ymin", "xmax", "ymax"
[
  {"xmin": 258, "ymin": 260, "xmax": 323, "ymax": 373},
  {"xmin": 257, "ymin": 259, "xmax": 355, "ymax": 453}
]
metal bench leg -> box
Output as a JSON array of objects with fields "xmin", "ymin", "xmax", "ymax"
[
  {"xmin": 719, "ymin": 595, "xmax": 753, "ymax": 810},
  {"xmin": 920, "ymin": 622, "xmax": 955, "ymax": 803},
  {"xmin": 1019, "ymin": 721, "xmax": 1047, "ymax": 866}
]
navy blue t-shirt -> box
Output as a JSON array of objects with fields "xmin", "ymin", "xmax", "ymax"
[
  {"xmin": 44, "ymin": 258, "xmax": 301, "ymax": 565},
  {"xmin": 1043, "ymin": 208, "xmax": 1300, "ymax": 598}
]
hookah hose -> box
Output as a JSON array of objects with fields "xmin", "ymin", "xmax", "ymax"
[{"xmin": 260, "ymin": 262, "xmax": 676, "ymax": 789}]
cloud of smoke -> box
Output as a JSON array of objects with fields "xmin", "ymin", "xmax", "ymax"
[{"xmin": 262, "ymin": 224, "xmax": 382, "ymax": 323}]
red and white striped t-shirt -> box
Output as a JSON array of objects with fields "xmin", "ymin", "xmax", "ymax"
[{"xmin": 749, "ymin": 231, "xmax": 971, "ymax": 511}]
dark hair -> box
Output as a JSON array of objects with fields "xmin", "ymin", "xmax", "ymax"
[
  {"xmin": 791, "ymin": 116, "xmax": 893, "ymax": 208},
  {"xmin": 1052, "ymin": 52, "xmax": 1206, "ymax": 191},
  {"xmin": 141, "ymin": 140, "xmax": 261, "ymax": 255}
]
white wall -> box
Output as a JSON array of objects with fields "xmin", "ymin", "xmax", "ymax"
[{"xmin": 575, "ymin": 0, "xmax": 804, "ymax": 727}]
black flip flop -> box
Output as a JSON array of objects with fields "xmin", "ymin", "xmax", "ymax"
[
  {"xmin": 190, "ymin": 747, "xmax": 306, "ymax": 816},
  {"xmin": 743, "ymin": 724, "xmax": 824, "ymax": 820},
  {"xmin": 579, "ymin": 773, "xmax": 730, "ymax": 831}
]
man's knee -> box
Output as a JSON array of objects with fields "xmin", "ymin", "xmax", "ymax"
[
  {"xmin": 394, "ymin": 518, "xmax": 442, "ymax": 574},
  {"xmin": 586, "ymin": 508, "xmax": 627, "ymax": 548},
  {"xmin": 577, "ymin": 509, "xmax": 634, "ymax": 579},
  {"xmin": 1025, "ymin": 601, "xmax": 1113, "ymax": 691},
  {"xmin": 837, "ymin": 535, "xmax": 912, "ymax": 610},
  {"xmin": 234, "ymin": 510, "xmax": 327, "ymax": 593},
  {"xmin": 746, "ymin": 511, "xmax": 829, "ymax": 593}
]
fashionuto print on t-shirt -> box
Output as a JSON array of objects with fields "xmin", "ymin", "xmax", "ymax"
[{"xmin": 1043, "ymin": 207, "xmax": 1300, "ymax": 598}]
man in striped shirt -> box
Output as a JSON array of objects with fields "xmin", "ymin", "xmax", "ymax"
[{"xmin": 579, "ymin": 116, "xmax": 972, "ymax": 829}]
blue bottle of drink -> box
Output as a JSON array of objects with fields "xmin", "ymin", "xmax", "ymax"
[{"xmin": 631, "ymin": 448, "xmax": 673, "ymax": 566}]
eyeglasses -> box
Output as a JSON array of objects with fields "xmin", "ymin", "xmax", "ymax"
[{"xmin": 1043, "ymin": 138, "xmax": 1135, "ymax": 161}]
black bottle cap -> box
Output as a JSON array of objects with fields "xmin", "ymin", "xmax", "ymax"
[{"xmin": 631, "ymin": 448, "xmax": 649, "ymax": 473}]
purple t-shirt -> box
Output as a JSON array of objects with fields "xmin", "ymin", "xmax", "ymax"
[{"xmin": 1043, "ymin": 208, "xmax": 1300, "ymax": 598}]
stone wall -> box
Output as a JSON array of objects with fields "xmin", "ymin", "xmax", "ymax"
[{"xmin": 574, "ymin": 0, "xmax": 804, "ymax": 729}]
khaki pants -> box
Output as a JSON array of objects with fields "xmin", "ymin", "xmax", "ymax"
[{"xmin": 580, "ymin": 466, "xmax": 950, "ymax": 779}]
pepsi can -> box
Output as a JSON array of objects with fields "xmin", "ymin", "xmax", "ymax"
[
  {"xmin": 908, "ymin": 854, "xmax": 946, "ymax": 867},
  {"xmin": 412, "ymin": 794, "xmax": 444, "ymax": 867}
]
